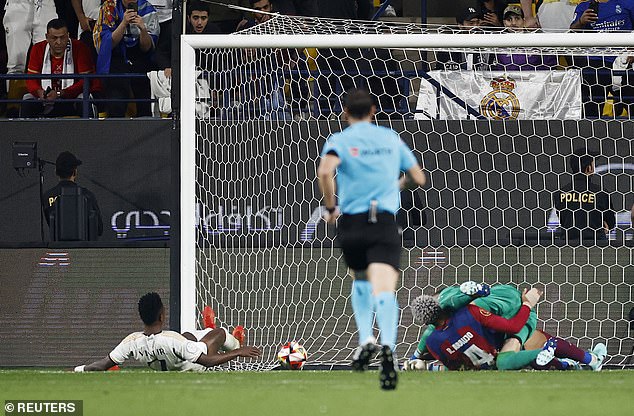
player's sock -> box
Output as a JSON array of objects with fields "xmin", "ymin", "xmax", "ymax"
[
  {"xmin": 221, "ymin": 328, "xmax": 240, "ymax": 351},
  {"xmin": 550, "ymin": 358, "xmax": 567, "ymax": 370},
  {"xmin": 374, "ymin": 291, "xmax": 399, "ymax": 351},
  {"xmin": 496, "ymin": 350, "xmax": 541, "ymax": 370},
  {"xmin": 541, "ymin": 332, "xmax": 591, "ymax": 364},
  {"xmin": 351, "ymin": 280, "xmax": 374, "ymax": 345}
]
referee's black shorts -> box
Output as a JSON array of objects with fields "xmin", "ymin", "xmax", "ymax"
[{"xmin": 337, "ymin": 212, "xmax": 402, "ymax": 272}]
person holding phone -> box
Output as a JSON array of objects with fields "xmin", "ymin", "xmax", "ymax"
[
  {"xmin": 93, "ymin": 0, "xmax": 160, "ymax": 117},
  {"xmin": 478, "ymin": 0, "xmax": 509, "ymax": 27},
  {"xmin": 570, "ymin": 0, "xmax": 634, "ymax": 117},
  {"xmin": 571, "ymin": 0, "xmax": 634, "ymax": 31}
]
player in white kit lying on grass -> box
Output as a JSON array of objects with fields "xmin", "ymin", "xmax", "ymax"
[{"xmin": 74, "ymin": 292, "xmax": 260, "ymax": 372}]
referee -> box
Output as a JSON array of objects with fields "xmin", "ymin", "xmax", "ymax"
[{"xmin": 317, "ymin": 89, "xmax": 425, "ymax": 390}]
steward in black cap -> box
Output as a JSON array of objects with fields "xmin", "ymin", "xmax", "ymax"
[
  {"xmin": 42, "ymin": 151, "xmax": 103, "ymax": 238},
  {"xmin": 553, "ymin": 148, "xmax": 615, "ymax": 243},
  {"xmin": 55, "ymin": 151, "xmax": 82, "ymax": 177}
]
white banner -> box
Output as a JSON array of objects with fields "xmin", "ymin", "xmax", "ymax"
[{"xmin": 415, "ymin": 70, "xmax": 582, "ymax": 120}]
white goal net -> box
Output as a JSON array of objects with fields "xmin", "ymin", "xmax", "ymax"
[{"xmin": 180, "ymin": 16, "xmax": 634, "ymax": 370}]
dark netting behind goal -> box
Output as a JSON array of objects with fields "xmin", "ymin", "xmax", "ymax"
[{"xmin": 180, "ymin": 17, "xmax": 634, "ymax": 370}]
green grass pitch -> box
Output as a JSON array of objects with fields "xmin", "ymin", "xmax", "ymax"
[{"xmin": 1, "ymin": 370, "xmax": 632, "ymax": 416}]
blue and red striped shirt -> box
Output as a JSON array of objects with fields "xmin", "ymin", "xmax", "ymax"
[{"xmin": 426, "ymin": 304, "xmax": 531, "ymax": 370}]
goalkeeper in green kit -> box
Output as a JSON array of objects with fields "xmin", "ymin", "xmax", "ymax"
[{"xmin": 405, "ymin": 282, "xmax": 607, "ymax": 371}]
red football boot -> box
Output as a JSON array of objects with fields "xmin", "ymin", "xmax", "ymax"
[
  {"xmin": 232, "ymin": 325, "xmax": 245, "ymax": 347},
  {"xmin": 202, "ymin": 306, "xmax": 216, "ymax": 329}
]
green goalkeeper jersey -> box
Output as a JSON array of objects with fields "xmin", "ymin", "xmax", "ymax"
[{"xmin": 415, "ymin": 284, "xmax": 537, "ymax": 357}]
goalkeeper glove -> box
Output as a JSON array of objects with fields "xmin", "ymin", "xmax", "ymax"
[
  {"xmin": 460, "ymin": 281, "xmax": 490, "ymax": 297},
  {"xmin": 402, "ymin": 358, "xmax": 427, "ymax": 371}
]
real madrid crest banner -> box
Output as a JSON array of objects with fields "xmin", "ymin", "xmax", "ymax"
[{"xmin": 415, "ymin": 70, "xmax": 582, "ymax": 120}]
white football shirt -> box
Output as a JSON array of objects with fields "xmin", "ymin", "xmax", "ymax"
[{"xmin": 109, "ymin": 330, "xmax": 208, "ymax": 372}]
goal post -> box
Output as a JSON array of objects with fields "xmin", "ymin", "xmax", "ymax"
[
  {"xmin": 181, "ymin": 32, "xmax": 634, "ymax": 49},
  {"xmin": 180, "ymin": 23, "xmax": 634, "ymax": 369},
  {"xmin": 180, "ymin": 36, "xmax": 197, "ymax": 332}
]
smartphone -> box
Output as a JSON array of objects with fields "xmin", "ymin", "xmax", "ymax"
[
  {"xmin": 127, "ymin": 2, "xmax": 138, "ymax": 12},
  {"xmin": 588, "ymin": 0, "xmax": 599, "ymax": 16}
]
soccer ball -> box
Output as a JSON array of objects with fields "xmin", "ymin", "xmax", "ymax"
[{"xmin": 277, "ymin": 341, "xmax": 307, "ymax": 370}]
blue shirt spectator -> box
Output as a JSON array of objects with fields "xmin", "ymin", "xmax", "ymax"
[{"xmin": 571, "ymin": 0, "xmax": 634, "ymax": 32}]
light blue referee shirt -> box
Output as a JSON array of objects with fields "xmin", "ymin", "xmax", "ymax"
[{"xmin": 320, "ymin": 121, "xmax": 418, "ymax": 215}]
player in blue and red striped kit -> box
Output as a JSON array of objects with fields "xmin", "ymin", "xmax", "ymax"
[
  {"xmin": 424, "ymin": 288, "xmax": 542, "ymax": 370},
  {"xmin": 409, "ymin": 283, "xmax": 608, "ymax": 371}
]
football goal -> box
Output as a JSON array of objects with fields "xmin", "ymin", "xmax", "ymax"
[{"xmin": 180, "ymin": 16, "xmax": 634, "ymax": 369}]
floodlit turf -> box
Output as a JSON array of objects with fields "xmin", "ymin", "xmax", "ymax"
[{"xmin": 0, "ymin": 369, "xmax": 632, "ymax": 416}]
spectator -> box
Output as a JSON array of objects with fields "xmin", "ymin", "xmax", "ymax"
[
  {"xmin": 3, "ymin": 0, "xmax": 58, "ymax": 115},
  {"xmin": 241, "ymin": 0, "xmax": 318, "ymax": 119},
  {"xmin": 71, "ymin": 0, "xmax": 106, "ymax": 115},
  {"xmin": 0, "ymin": 0, "xmax": 7, "ymax": 115},
  {"xmin": 72, "ymin": 0, "xmax": 101, "ymax": 52},
  {"xmin": 434, "ymin": 7, "xmax": 493, "ymax": 71},
  {"xmin": 478, "ymin": 0, "xmax": 508, "ymax": 27},
  {"xmin": 274, "ymin": 0, "xmax": 318, "ymax": 16},
  {"xmin": 318, "ymin": 0, "xmax": 373, "ymax": 20},
  {"xmin": 43, "ymin": 151, "xmax": 103, "ymax": 238},
  {"xmin": 519, "ymin": 0, "xmax": 578, "ymax": 31},
  {"xmin": 55, "ymin": 0, "xmax": 80, "ymax": 38},
  {"xmin": 3, "ymin": 0, "xmax": 58, "ymax": 74},
  {"xmin": 237, "ymin": 0, "xmax": 274, "ymax": 30},
  {"xmin": 237, "ymin": 0, "xmax": 299, "ymax": 119},
  {"xmin": 148, "ymin": 0, "xmax": 172, "ymax": 72},
  {"xmin": 22, "ymin": 18, "xmax": 97, "ymax": 118},
  {"xmin": 206, "ymin": 0, "xmax": 249, "ymax": 33},
  {"xmin": 570, "ymin": 0, "xmax": 634, "ymax": 32},
  {"xmin": 148, "ymin": 1, "xmax": 222, "ymax": 115},
  {"xmin": 186, "ymin": 0, "xmax": 221, "ymax": 34},
  {"xmin": 93, "ymin": 0, "xmax": 159, "ymax": 117},
  {"xmin": 553, "ymin": 148, "xmax": 615, "ymax": 243},
  {"xmin": 73, "ymin": 0, "xmax": 100, "ymax": 36},
  {"xmin": 495, "ymin": 5, "xmax": 558, "ymax": 71},
  {"xmin": 570, "ymin": 0, "xmax": 634, "ymax": 117},
  {"xmin": 315, "ymin": 0, "xmax": 374, "ymax": 116}
]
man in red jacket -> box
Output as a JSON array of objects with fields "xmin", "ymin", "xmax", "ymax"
[{"xmin": 22, "ymin": 18, "xmax": 96, "ymax": 117}]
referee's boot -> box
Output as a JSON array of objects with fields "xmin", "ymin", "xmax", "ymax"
[
  {"xmin": 351, "ymin": 340, "xmax": 379, "ymax": 372},
  {"xmin": 379, "ymin": 345, "xmax": 398, "ymax": 391}
]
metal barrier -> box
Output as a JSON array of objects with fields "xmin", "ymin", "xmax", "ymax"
[{"xmin": 0, "ymin": 73, "xmax": 157, "ymax": 118}]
